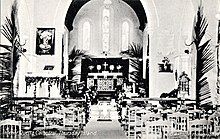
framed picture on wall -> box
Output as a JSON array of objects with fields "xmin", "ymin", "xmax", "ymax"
[
  {"xmin": 36, "ymin": 28, "xmax": 55, "ymax": 55},
  {"xmin": 158, "ymin": 63, "xmax": 173, "ymax": 73},
  {"xmin": 158, "ymin": 57, "xmax": 173, "ymax": 73}
]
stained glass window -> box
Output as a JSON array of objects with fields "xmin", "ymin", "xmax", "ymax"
[
  {"xmin": 83, "ymin": 21, "xmax": 91, "ymax": 50},
  {"xmin": 102, "ymin": 8, "xmax": 110, "ymax": 52},
  {"xmin": 122, "ymin": 21, "xmax": 129, "ymax": 51}
]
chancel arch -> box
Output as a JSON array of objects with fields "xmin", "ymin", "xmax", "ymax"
[
  {"xmin": 54, "ymin": 0, "xmax": 152, "ymax": 65},
  {"xmin": 68, "ymin": 0, "xmax": 144, "ymax": 56},
  {"xmin": 62, "ymin": 0, "xmax": 149, "ymax": 99}
]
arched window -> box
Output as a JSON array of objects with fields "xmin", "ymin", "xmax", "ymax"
[
  {"xmin": 102, "ymin": 8, "xmax": 110, "ymax": 52},
  {"xmin": 122, "ymin": 21, "xmax": 129, "ymax": 51},
  {"xmin": 83, "ymin": 21, "xmax": 91, "ymax": 50}
]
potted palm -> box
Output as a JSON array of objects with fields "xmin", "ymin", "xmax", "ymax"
[{"xmin": 120, "ymin": 42, "xmax": 149, "ymax": 97}]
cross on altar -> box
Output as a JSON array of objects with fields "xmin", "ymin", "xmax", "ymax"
[{"xmin": 103, "ymin": 62, "xmax": 108, "ymax": 71}]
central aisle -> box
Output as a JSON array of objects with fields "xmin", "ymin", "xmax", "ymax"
[{"xmin": 80, "ymin": 104, "xmax": 127, "ymax": 139}]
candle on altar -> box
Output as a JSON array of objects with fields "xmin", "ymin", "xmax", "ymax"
[
  {"xmin": 123, "ymin": 83, "xmax": 126, "ymax": 90},
  {"xmin": 133, "ymin": 83, "xmax": 135, "ymax": 93}
]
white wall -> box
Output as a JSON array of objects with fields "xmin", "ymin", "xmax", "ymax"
[
  {"xmin": 146, "ymin": 0, "xmax": 195, "ymax": 98},
  {"xmin": 146, "ymin": 0, "xmax": 219, "ymax": 105}
]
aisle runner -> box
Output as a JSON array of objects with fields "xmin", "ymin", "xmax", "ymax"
[{"xmin": 80, "ymin": 105, "xmax": 127, "ymax": 139}]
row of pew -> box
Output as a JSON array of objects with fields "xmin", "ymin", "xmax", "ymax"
[
  {"xmin": 0, "ymin": 101, "xmax": 90, "ymax": 138},
  {"xmin": 118, "ymin": 104, "xmax": 220, "ymax": 139}
]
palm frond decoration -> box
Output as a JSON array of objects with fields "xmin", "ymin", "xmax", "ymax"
[
  {"xmin": 120, "ymin": 42, "xmax": 143, "ymax": 59},
  {"xmin": 0, "ymin": 53, "xmax": 11, "ymax": 81},
  {"xmin": 120, "ymin": 43, "xmax": 143, "ymax": 82},
  {"xmin": 68, "ymin": 46, "xmax": 91, "ymax": 79},
  {"xmin": 0, "ymin": 0, "xmax": 24, "ymax": 118},
  {"xmin": 187, "ymin": 4, "xmax": 215, "ymax": 108},
  {"xmin": 120, "ymin": 42, "xmax": 148, "ymax": 94},
  {"xmin": 0, "ymin": 44, "xmax": 12, "ymax": 52},
  {"xmin": 1, "ymin": 0, "xmax": 24, "ymax": 79},
  {"xmin": 0, "ymin": 80, "xmax": 11, "ymax": 120},
  {"xmin": 129, "ymin": 58, "xmax": 143, "ymax": 83}
]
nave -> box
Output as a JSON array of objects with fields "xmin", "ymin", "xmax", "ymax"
[{"xmin": 2, "ymin": 95, "xmax": 220, "ymax": 139}]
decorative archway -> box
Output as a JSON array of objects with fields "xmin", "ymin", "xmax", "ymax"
[
  {"xmin": 64, "ymin": 0, "xmax": 147, "ymax": 32},
  {"xmin": 53, "ymin": 0, "xmax": 159, "ymax": 31}
]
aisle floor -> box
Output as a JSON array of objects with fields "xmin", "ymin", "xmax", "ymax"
[{"xmin": 80, "ymin": 105, "xmax": 127, "ymax": 139}]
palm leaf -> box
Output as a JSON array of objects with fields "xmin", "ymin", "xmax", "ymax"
[
  {"xmin": 189, "ymin": 4, "xmax": 215, "ymax": 108},
  {"xmin": 0, "ymin": 0, "xmax": 22, "ymax": 117},
  {"xmin": 0, "ymin": 44, "xmax": 12, "ymax": 51},
  {"xmin": 0, "ymin": 0, "xmax": 25, "ymax": 79},
  {"xmin": 120, "ymin": 42, "xmax": 143, "ymax": 59},
  {"xmin": 197, "ymin": 40, "xmax": 215, "ymax": 79},
  {"xmin": 68, "ymin": 46, "xmax": 91, "ymax": 79},
  {"xmin": 120, "ymin": 43, "xmax": 148, "ymax": 95},
  {"xmin": 129, "ymin": 58, "xmax": 143, "ymax": 82}
]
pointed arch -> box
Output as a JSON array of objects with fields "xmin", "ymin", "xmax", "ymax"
[{"xmin": 63, "ymin": 0, "xmax": 148, "ymax": 31}]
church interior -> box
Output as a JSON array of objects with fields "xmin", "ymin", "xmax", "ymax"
[{"xmin": 1, "ymin": 0, "xmax": 220, "ymax": 138}]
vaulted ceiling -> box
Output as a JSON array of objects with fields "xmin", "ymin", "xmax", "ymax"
[{"xmin": 64, "ymin": 0, "xmax": 147, "ymax": 31}]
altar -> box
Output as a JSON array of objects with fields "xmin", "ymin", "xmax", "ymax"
[
  {"xmin": 81, "ymin": 58, "xmax": 129, "ymax": 99},
  {"xmin": 87, "ymin": 72, "xmax": 123, "ymax": 91}
]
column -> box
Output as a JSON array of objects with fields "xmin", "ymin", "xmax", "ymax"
[
  {"xmin": 143, "ymin": 26, "xmax": 149, "ymax": 79},
  {"xmin": 147, "ymin": 26, "xmax": 153, "ymax": 97}
]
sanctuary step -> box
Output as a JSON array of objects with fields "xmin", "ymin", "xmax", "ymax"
[
  {"xmin": 89, "ymin": 103, "xmax": 118, "ymax": 120},
  {"xmin": 97, "ymin": 91, "xmax": 115, "ymax": 101}
]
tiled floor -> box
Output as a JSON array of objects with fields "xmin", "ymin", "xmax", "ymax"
[{"xmin": 80, "ymin": 105, "xmax": 127, "ymax": 139}]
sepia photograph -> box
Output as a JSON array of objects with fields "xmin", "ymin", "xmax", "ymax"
[{"xmin": 0, "ymin": 0, "xmax": 220, "ymax": 138}]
